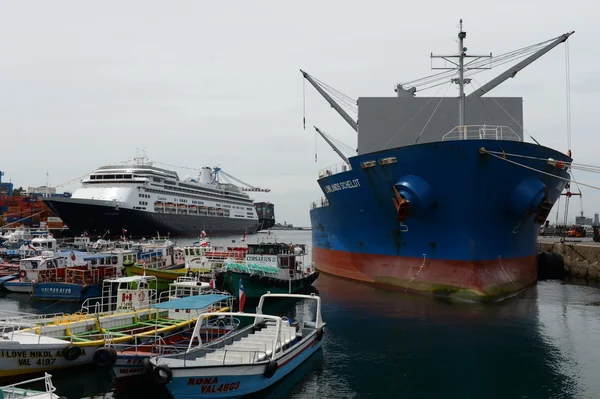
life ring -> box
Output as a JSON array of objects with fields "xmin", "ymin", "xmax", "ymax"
[
  {"xmin": 19, "ymin": 270, "xmax": 26, "ymax": 279},
  {"xmin": 154, "ymin": 364, "xmax": 173, "ymax": 384},
  {"xmin": 138, "ymin": 291, "xmax": 145, "ymax": 302},
  {"xmin": 63, "ymin": 345, "xmax": 82, "ymax": 361},
  {"xmin": 264, "ymin": 360, "xmax": 278, "ymax": 379},
  {"xmin": 93, "ymin": 347, "xmax": 117, "ymax": 367}
]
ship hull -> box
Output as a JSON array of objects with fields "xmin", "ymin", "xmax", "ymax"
[
  {"xmin": 310, "ymin": 139, "xmax": 571, "ymax": 302},
  {"xmin": 32, "ymin": 283, "xmax": 102, "ymax": 302},
  {"xmin": 42, "ymin": 198, "xmax": 260, "ymax": 238},
  {"xmin": 219, "ymin": 271, "xmax": 319, "ymax": 299},
  {"xmin": 258, "ymin": 218, "xmax": 275, "ymax": 230}
]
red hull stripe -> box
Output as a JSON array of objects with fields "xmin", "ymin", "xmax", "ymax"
[{"xmin": 313, "ymin": 247, "xmax": 537, "ymax": 301}]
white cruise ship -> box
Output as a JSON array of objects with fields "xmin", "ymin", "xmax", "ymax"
[{"xmin": 43, "ymin": 156, "xmax": 261, "ymax": 237}]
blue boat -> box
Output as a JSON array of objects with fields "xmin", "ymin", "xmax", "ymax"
[
  {"xmin": 146, "ymin": 293, "xmax": 326, "ymax": 398},
  {"xmin": 32, "ymin": 281, "xmax": 102, "ymax": 301},
  {"xmin": 303, "ymin": 22, "xmax": 574, "ymax": 302}
]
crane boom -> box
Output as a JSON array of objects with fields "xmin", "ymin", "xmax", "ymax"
[
  {"xmin": 467, "ymin": 31, "xmax": 574, "ymax": 98},
  {"xmin": 314, "ymin": 126, "xmax": 350, "ymax": 165},
  {"xmin": 300, "ymin": 69, "xmax": 358, "ymax": 133},
  {"xmin": 216, "ymin": 169, "xmax": 271, "ymax": 193}
]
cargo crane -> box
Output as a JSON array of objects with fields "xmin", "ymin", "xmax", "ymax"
[{"xmin": 212, "ymin": 167, "xmax": 271, "ymax": 193}]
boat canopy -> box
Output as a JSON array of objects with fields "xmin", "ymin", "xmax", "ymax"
[{"xmin": 152, "ymin": 294, "xmax": 233, "ymax": 310}]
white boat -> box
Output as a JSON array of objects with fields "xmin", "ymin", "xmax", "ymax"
[
  {"xmin": 0, "ymin": 372, "xmax": 64, "ymax": 399},
  {"xmin": 42, "ymin": 155, "xmax": 262, "ymax": 238},
  {"xmin": 146, "ymin": 293, "xmax": 326, "ymax": 399},
  {"xmin": 109, "ymin": 293, "xmax": 237, "ymax": 382}
]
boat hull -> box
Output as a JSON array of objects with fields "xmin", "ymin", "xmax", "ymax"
[
  {"xmin": 124, "ymin": 266, "xmax": 186, "ymax": 291},
  {"xmin": 219, "ymin": 271, "xmax": 319, "ymax": 299},
  {"xmin": 0, "ymin": 342, "xmax": 97, "ymax": 379},
  {"xmin": 32, "ymin": 283, "xmax": 102, "ymax": 302},
  {"xmin": 42, "ymin": 197, "xmax": 260, "ymax": 238},
  {"xmin": 2, "ymin": 281, "xmax": 32, "ymax": 293},
  {"xmin": 112, "ymin": 327, "xmax": 235, "ymax": 381},
  {"xmin": 310, "ymin": 139, "xmax": 571, "ymax": 302},
  {"xmin": 165, "ymin": 335, "xmax": 323, "ymax": 399}
]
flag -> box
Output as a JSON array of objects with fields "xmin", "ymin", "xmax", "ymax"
[
  {"xmin": 200, "ymin": 240, "xmax": 209, "ymax": 247},
  {"xmin": 238, "ymin": 281, "xmax": 246, "ymax": 312},
  {"xmin": 27, "ymin": 240, "xmax": 35, "ymax": 251},
  {"xmin": 186, "ymin": 261, "xmax": 190, "ymax": 271},
  {"xmin": 48, "ymin": 232, "xmax": 53, "ymax": 238},
  {"xmin": 201, "ymin": 230, "xmax": 207, "ymax": 238},
  {"xmin": 240, "ymin": 231, "xmax": 247, "ymax": 242}
]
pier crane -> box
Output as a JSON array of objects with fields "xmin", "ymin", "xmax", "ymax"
[{"xmin": 212, "ymin": 167, "xmax": 271, "ymax": 193}]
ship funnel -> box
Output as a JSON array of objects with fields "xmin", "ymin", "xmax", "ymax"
[
  {"xmin": 395, "ymin": 84, "xmax": 416, "ymax": 98},
  {"xmin": 199, "ymin": 167, "xmax": 212, "ymax": 184}
]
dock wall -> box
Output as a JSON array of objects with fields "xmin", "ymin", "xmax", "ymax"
[{"xmin": 538, "ymin": 241, "xmax": 600, "ymax": 280}]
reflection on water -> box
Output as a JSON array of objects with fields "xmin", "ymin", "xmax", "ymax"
[{"xmin": 1, "ymin": 231, "xmax": 600, "ymax": 398}]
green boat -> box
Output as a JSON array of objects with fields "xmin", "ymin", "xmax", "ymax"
[{"xmin": 218, "ymin": 241, "xmax": 319, "ymax": 299}]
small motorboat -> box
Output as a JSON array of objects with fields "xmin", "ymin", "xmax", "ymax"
[{"xmin": 146, "ymin": 293, "xmax": 326, "ymax": 398}]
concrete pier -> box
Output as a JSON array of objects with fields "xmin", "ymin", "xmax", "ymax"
[{"xmin": 538, "ymin": 237, "xmax": 600, "ymax": 280}]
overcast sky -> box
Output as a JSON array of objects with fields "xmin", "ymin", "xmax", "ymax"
[{"xmin": 1, "ymin": 0, "xmax": 598, "ymax": 226}]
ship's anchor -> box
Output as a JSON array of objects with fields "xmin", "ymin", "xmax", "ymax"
[{"xmin": 392, "ymin": 186, "xmax": 410, "ymax": 222}]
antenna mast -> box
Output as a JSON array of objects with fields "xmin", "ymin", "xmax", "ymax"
[{"xmin": 431, "ymin": 20, "xmax": 491, "ymax": 137}]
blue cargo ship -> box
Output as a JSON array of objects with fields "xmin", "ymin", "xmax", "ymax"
[{"xmin": 304, "ymin": 22, "xmax": 574, "ymax": 302}]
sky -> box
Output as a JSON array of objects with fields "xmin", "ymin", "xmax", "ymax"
[{"xmin": 1, "ymin": 0, "xmax": 599, "ymax": 227}]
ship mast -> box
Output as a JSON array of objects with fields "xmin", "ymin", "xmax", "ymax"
[
  {"xmin": 457, "ymin": 20, "xmax": 466, "ymax": 130},
  {"xmin": 431, "ymin": 20, "xmax": 491, "ymax": 137}
]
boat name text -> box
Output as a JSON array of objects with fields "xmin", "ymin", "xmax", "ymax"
[
  {"xmin": 324, "ymin": 179, "xmax": 360, "ymax": 193},
  {"xmin": 0, "ymin": 348, "xmax": 87, "ymax": 366},
  {"xmin": 187, "ymin": 377, "xmax": 240, "ymax": 393},
  {"xmin": 40, "ymin": 288, "xmax": 72, "ymax": 294},
  {"xmin": 245, "ymin": 255, "xmax": 277, "ymax": 264}
]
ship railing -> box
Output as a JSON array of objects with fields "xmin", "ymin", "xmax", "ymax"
[
  {"xmin": 318, "ymin": 163, "xmax": 351, "ymax": 179},
  {"xmin": 1, "ymin": 373, "xmax": 58, "ymax": 397},
  {"xmin": 311, "ymin": 197, "xmax": 330, "ymax": 209},
  {"xmin": 222, "ymin": 263, "xmax": 280, "ymax": 276},
  {"xmin": 0, "ymin": 310, "xmax": 67, "ymax": 333},
  {"xmin": 442, "ymin": 125, "xmax": 521, "ymax": 141}
]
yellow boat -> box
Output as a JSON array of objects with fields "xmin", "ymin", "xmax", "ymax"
[{"xmin": 0, "ymin": 275, "xmax": 232, "ymax": 378}]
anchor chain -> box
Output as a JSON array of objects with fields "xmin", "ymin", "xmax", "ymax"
[{"xmin": 406, "ymin": 254, "xmax": 427, "ymax": 292}]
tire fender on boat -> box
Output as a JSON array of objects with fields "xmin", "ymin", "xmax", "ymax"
[
  {"xmin": 63, "ymin": 345, "xmax": 82, "ymax": 361},
  {"xmin": 316, "ymin": 327, "xmax": 325, "ymax": 341},
  {"xmin": 264, "ymin": 360, "xmax": 278, "ymax": 379},
  {"xmin": 154, "ymin": 365, "xmax": 173, "ymax": 385},
  {"xmin": 142, "ymin": 358, "xmax": 154, "ymax": 375},
  {"xmin": 19, "ymin": 270, "xmax": 26, "ymax": 279},
  {"xmin": 93, "ymin": 347, "xmax": 117, "ymax": 367}
]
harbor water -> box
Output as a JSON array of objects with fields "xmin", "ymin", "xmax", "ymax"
[{"xmin": 2, "ymin": 230, "xmax": 600, "ymax": 398}]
